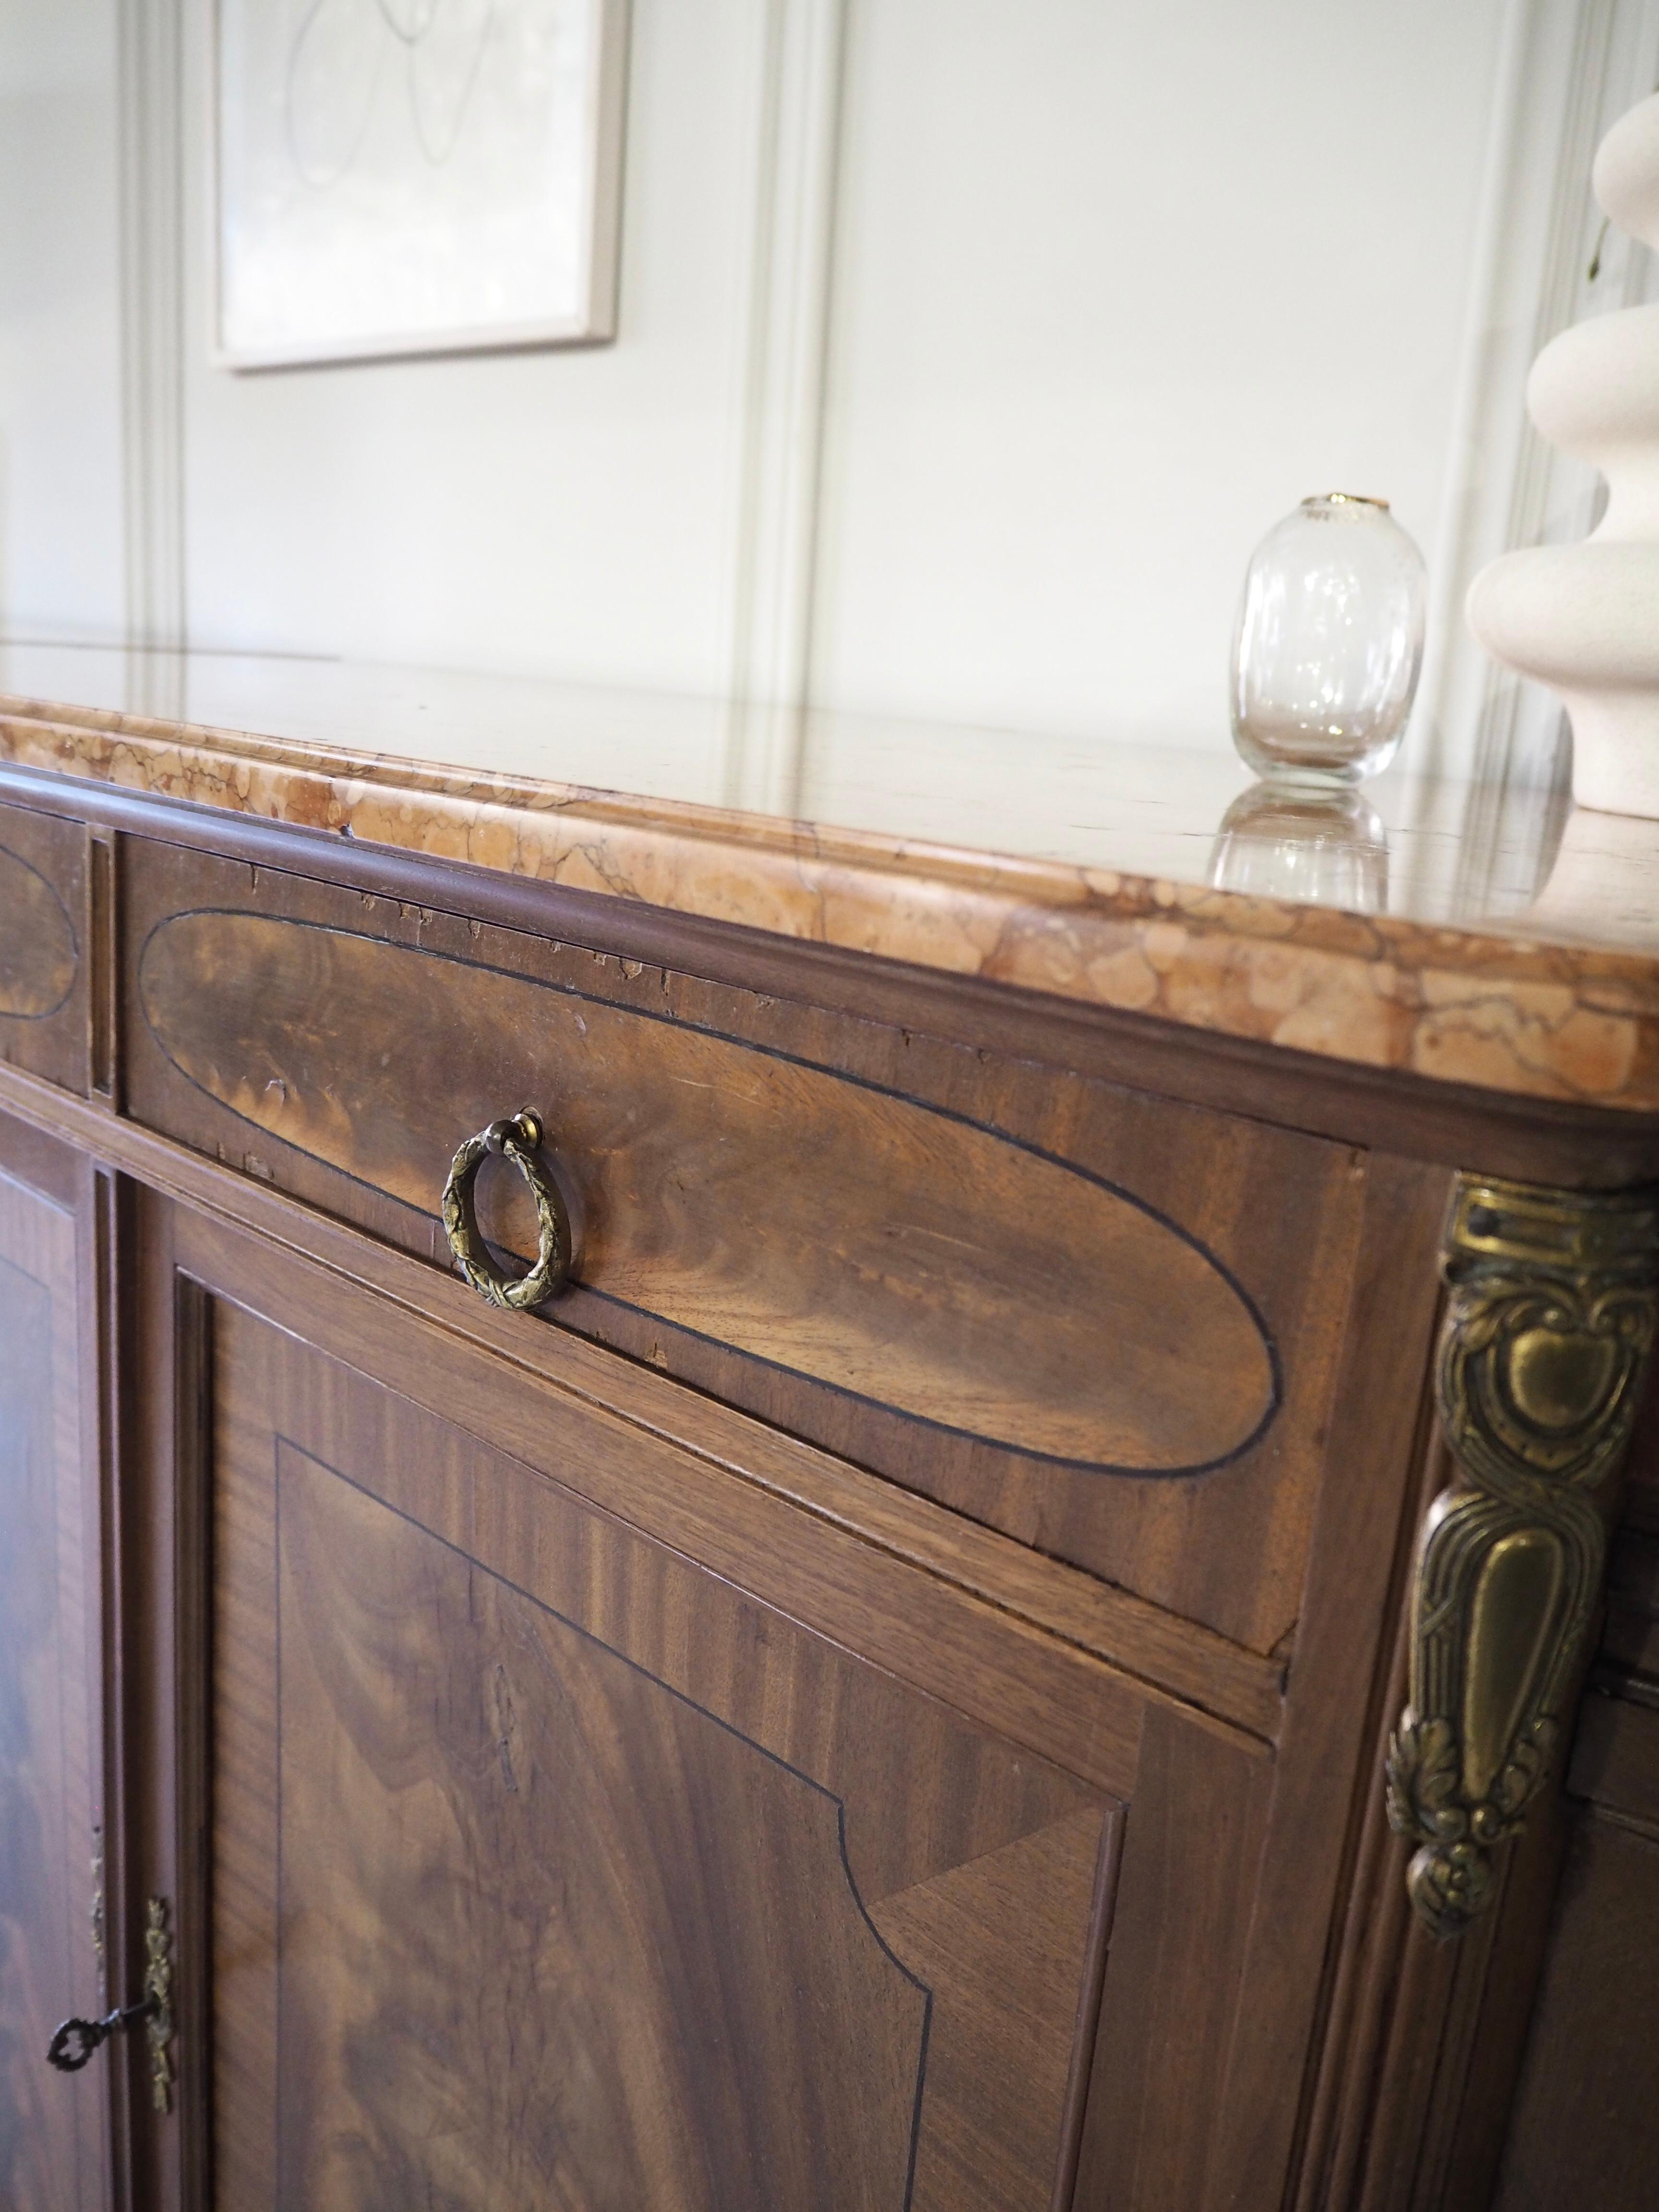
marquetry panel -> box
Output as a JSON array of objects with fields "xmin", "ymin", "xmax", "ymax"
[
  {"xmin": 0, "ymin": 801, "xmax": 89, "ymax": 1096},
  {"xmin": 126, "ymin": 837, "xmax": 1383, "ymax": 1653},
  {"xmin": 0, "ymin": 1152, "xmax": 105, "ymax": 2209},
  {"xmin": 144, "ymin": 910, "xmax": 1278, "ymax": 1476},
  {"xmin": 209, "ymin": 1302, "xmax": 1115, "ymax": 2211}
]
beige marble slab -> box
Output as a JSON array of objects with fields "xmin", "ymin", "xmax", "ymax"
[{"xmin": 4, "ymin": 680, "xmax": 1659, "ymax": 1115}]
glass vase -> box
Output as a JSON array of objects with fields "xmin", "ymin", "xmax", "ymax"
[{"xmin": 1230, "ymin": 493, "xmax": 1426, "ymax": 784}]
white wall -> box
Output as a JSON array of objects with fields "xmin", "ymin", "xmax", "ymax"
[
  {"xmin": 812, "ymin": 0, "xmax": 1507, "ymax": 745},
  {"xmin": 180, "ymin": 0, "xmax": 768, "ymax": 697},
  {"xmin": 0, "ymin": 0, "xmax": 1589, "ymax": 777},
  {"xmin": 0, "ymin": 0, "xmax": 124, "ymax": 639}
]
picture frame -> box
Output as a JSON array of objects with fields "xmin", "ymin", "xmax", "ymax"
[{"xmin": 211, "ymin": 0, "xmax": 629, "ymax": 371}]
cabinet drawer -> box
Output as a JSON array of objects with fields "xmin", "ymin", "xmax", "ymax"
[
  {"xmin": 124, "ymin": 834, "xmax": 1375, "ymax": 1654},
  {"xmin": 0, "ymin": 799, "xmax": 89, "ymax": 1095}
]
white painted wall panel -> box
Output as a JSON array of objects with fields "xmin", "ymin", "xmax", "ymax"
[
  {"xmin": 0, "ymin": 0, "xmax": 1557, "ymax": 776},
  {"xmin": 179, "ymin": 0, "xmax": 764, "ymax": 692},
  {"xmin": 810, "ymin": 0, "xmax": 1510, "ymax": 750},
  {"xmin": 0, "ymin": 0, "xmax": 124, "ymax": 638}
]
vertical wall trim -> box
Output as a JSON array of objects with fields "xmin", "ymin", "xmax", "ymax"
[
  {"xmin": 1411, "ymin": 0, "xmax": 1550, "ymax": 788},
  {"xmin": 722, "ymin": 0, "xmax": 849, "ymax": 816},
  {"xmin": 1391, "ymin": 0, "xmax": 1659, "ymax": 926},
  {"xmin": 1417, "ymin": 0, "xmax": 1659, "ymax": 794},
  {"xmin": 117, "ymin": 0, "xmax": 188, "ymax": 692}
]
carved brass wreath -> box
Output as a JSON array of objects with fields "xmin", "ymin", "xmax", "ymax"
[
  {"xmin": 1386, "ymin": 1177, "xmax": 1658, "ymax": 1939},
  {"xmin": 442, "ymin": 1110, "xmax": 572, "ymax": 1312}
]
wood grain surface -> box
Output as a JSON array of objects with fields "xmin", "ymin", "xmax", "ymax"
[
  {"xmin": 1200, "ymin": 1154, "xmax": 1452, "ymax": 2210},
  {"xmin": 125, "ymin": 838, "xmax": 1371, "ymax": 1654},
  {"xmin": 0, "ymin": 1161, "xmax": 105, "ymax": 2211},
  {"xmin": 20, "ymin": 685, "xmax": 1659, "ymax": 1121},
  {"xmin": 175, "ymin": 1198, "xmax": 1267, "ymax": 1799},
  {"xmin": 1070, "ymin": 1705, "xmax": 1274, "ymax": 2210},
  {"xmin": 211, "ymin": 1299, "xmax": 1115, "ymax": 2212},
  {"xmin": 0, "ymin": 1061, "xmax": 1287, "ymax": 1751},
  {"xmin": 1491, "ymin": 1814, "xmax": 1659, "ymax": 2211},
  {"xmin": 1486, "ymin": 1389, "xmax": 1659, "ymax": 2212},
  {"xmin": 1604, "ymin": 1525, "xmax": 1659, "ymax": 1678},
  {"xmin": 0, "ymin": 803, "xmax": 87, "ymax": 1096},
  {"xmin": 12, "ymin": 756, "xmax": 1659, "ymax": 1188},
  {"xmin": 139, "ymin": 908, "xmax": 1277, "ymax": 1476},
  {"xmin": 0, "ymin": 764, "xmax": 1645, "ymax": 2206},
  {"xmin": 0, "ymin": 842, "xmax": 75, "ymax": 1018}
]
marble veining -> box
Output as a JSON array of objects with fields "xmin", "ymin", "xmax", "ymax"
[{"xmin": 5, "ymin": 676, "xmax": 1659, "ymax": 1115}]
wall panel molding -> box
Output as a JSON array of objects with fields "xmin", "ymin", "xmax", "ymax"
[
  {"xmin": 1418, "ymin": 0, "xmax": 1659, "ymax": 804},
  {"xmin": 117, "ymin": 0, "xmax": 187, "ymax": 695},
  {"xmin": 721, "ymin": 0, "xmax": 848, "ymax": 816}
]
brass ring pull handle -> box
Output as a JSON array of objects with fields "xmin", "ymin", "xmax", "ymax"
[
  {"xmin": 47, "ymin": 1996, "xmax": 156, "ymax": 2073},
  {"xmin": 442, "ymin": 1109, "xmax": 572, "ymax": 1312}
]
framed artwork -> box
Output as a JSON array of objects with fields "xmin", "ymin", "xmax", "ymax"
[{"xmin": 212, "ymin": 0, "xmax": 629, "ymax": 370}]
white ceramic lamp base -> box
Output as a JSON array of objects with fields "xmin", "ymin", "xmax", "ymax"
[{"xmin": 1467, "ymin": 94, "xmax": 1659, "ymax": 818}]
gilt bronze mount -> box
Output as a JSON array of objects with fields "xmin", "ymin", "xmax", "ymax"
[
  {"xmin": 1386, "ymin": 1176, "xmax": 1659, "ymax": 1939},
  {"xmin": 46, "ymin": 1893, "xmax": 175, "ymax": 2112},
  {"xmin": 442, "ymin": 1109, "xmax": 573, "ymax": 1313},
  {"xmin": 144, "ymin": 1896, "xmax": 174, "ymax": 2113}
]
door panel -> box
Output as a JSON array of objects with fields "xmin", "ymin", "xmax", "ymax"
[
  {"xmin": 0, "ymin": 1157, "xmax": 106, "ymax": 2212},
  {"xmin": 209, "ymin": 1301, "xmax": 1114, "ymax": 2212}
]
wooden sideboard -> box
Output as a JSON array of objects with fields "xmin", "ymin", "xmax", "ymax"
[{"xmin": 0, "ymin": 667, "xmax": 1656, "ymax": 2211}]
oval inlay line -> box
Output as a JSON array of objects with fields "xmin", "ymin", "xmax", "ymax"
[
  {"xmin": 0, "ymin": 843, "xmax": 76, "ymax": 1019},
  {"xmin": 139, "ymin": 912, "xmax": 1280, "ymax": 1474}
]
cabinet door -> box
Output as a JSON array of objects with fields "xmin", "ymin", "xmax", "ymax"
[
  {"xmin": 198, "ymin": 1288, "xmax": 1114, "ymax": 2212},
  {"xmin": 0, "ymin": 1124, "xmax": 108, "ymax": 2212}
]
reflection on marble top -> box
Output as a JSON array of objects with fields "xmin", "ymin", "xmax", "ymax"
[
  {"xmin": 6, "ymin": 638, "xmax": 1659, "ymax": 1115},
  {"xmin": 0, "ymin": 636, "xmax": 1614, "ymax": 937}
]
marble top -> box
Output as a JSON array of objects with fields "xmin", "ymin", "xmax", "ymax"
[{"xmin": 4, "ymin": 638, "xmax": 1659, "ymax": 1115}]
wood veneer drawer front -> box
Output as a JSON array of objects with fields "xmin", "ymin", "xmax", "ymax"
[
  {"xmin": 124, "ymin": 836, "xmax": 1390, "ymax": 1654},
  {"xmin": 0, "ymin": 798, "xmax": 89, "ymax": 1095}
]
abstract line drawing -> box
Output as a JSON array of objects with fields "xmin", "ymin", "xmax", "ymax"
[
  {"xmin": 286, "ymin": 0, "xmax": 498, "ymax": 185},
  {"xmin": 215, "ymin": 0, "xmax": 627, "ymax": 369}
]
